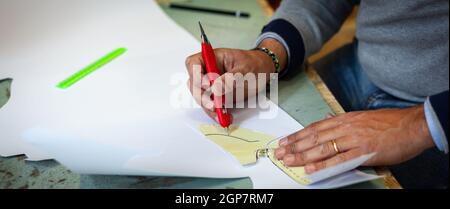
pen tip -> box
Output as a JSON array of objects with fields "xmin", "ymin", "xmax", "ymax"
[
  {"xmin": 198, "ymin": 21, "xmax": 208, "ymax": 43},
  {"xmin": 198, "ymin": 22, "xmax": 204, "ymax": 33}
]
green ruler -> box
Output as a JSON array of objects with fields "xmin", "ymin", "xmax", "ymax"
[{"xmin": 57, "ymin": 48, "xmax": 127, "ymax": 89}]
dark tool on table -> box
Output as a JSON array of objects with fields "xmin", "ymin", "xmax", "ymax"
[{"xmin": 170, "ymin": 3, "xmax": 250, "ymax": 18}]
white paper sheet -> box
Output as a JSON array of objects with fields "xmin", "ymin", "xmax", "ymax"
[
  {"xmin": 0, "ymin": 0, "xmax": 199, "ymax": 160},
  {"xmin": 246, "ymin": 155, "xmax": 380, "ymax": 189},
  {"xmin": 1, "ymin": 0, "xmax": 379, "ymax": 188}
]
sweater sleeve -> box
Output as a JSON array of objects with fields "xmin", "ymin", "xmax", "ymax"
[{"xmin": 255, "ymin": 0, "xmax": 356, "ymax": 76}]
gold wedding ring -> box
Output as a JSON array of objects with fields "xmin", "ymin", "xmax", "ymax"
[{"xmin": 331, "ymin": 139, "xmax": 340, "ymax": 154}]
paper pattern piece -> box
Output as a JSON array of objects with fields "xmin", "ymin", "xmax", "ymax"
[
  {"xmin": 199, "ymin": 124, "xmax": 273, "ymax": 165},
  {"xmin": 199, "ymin": 124, "xmax": 312, "ymax": 185},
  {"xmin": 199, "ymin": 124, "xmax": 374, "ymax": 186},
  {"xmin": 267, "ymin": 151, "xmax": 309, "ymax": 185}
]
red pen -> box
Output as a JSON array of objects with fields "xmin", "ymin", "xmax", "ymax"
[{"xmin": 199, "ymin": 22, "xmax": 232, "ymax": 134}]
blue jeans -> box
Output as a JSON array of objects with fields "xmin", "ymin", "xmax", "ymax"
[
  {"xmin": 313, "ymin": 42, "xmax": 448, "ymax": 188},
  {"xmin": 313, "ymin": 42, "xmax": 418, "ymax": 112}
]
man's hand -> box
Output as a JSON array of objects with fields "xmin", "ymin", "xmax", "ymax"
[
  {"xmin": 185, "ymin": 38, "xmax": 287, "ymax": 120},
  {"xmin": 274, "ymin": 105, "xmax": 435, "ymax": 174}
]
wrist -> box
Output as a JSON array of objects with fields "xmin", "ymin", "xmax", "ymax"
[
  {"xmin": 413, "ymin": 105, "xmax": 435, "ymax": 150},
  {"xmin": 254, "ymin": 47, "xmax": 281, "ymax": 74},
  {"xmin": 257, "ymin": 38, "xmax": 288, "ymax": 72}
]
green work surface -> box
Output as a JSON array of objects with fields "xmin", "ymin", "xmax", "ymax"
[{"xmin": 0, "ymin": 0, "xmax": 384, "ymax": 189}]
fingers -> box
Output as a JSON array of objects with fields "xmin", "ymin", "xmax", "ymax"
[
  {"xmin": 290, "ymin": 126, "xmax": 348, "ymax": 153},
  {"xmin": 185, "ymin": 52, "xmax": 204, "ymax": 79},
  {"xmin": 276, "ymin": 124, "xmax": 349, "ymax": 161},
  {"xmin": 185, "ymin": 48, "xmax": 229, "ymax": 80},
  {"xmin": 187, "ymin": 79, "xmax": 214, "ymax": 112},
  {"xmin": 280, "ymin": 141, "xmax": 337, "ymax": 167},
  {"xmin": 186, "ymin": 50, "xmax": 234, "ymax": 110},
  {"xmin": 200, "ymin": 74, "xmax": 211, "ymax": 90},
  {"xmin": 279, "ymin": 117, "xmax": 344, "ymax": 147},
  {"xmin": 278, "ymin": 136, "xmax": 358, "ymax": 166},
  {"xmin": 188, "ymin": 64, "xmax": 210, "ymax": 92},
  {"xmin": 278, "ymin": 112, "xmax": 353, "ymax": 149},
  {"xmin": 187, "ymin": 80, "xmax": 216, "ymax": 120},
  {"xmin": 203, "ymin": 107, "xmax": 216, "ymax": 119},
  {"xmin": 211, "ymin": 72, "xmax": 235, "ymax": 97},
  {"xmin": 304, "ymin": 148, "xmax": 363, "ymax": 174}
]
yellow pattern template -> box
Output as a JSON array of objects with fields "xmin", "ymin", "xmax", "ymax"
[{"xmin": 199, "ymin": 124, "xmax": 311, "ymax": 185}]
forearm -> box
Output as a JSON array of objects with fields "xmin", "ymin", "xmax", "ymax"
[{"xmin": 411, "ymin": 105, "xmax": 435, "ymax": 151}]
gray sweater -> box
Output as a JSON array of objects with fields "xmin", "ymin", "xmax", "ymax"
[{"xmin": 256, "ymin": 0, "xmax": 449, "ymax": 102}]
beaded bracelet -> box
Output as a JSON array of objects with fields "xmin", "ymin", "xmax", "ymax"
[{"xmin": 254, "ymin": 47, "xmax": 281, "ymax": 73}]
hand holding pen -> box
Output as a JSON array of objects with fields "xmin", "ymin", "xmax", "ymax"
[{"xmin": 185, "ymin": 24, "xmax": 288, "ymax": 131}]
